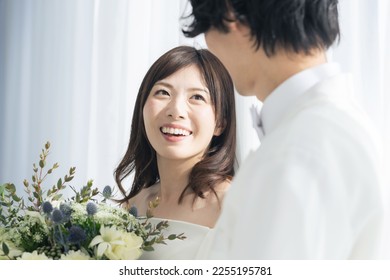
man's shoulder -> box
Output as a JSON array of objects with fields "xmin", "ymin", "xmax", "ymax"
[
  {"xmin": 276, "ymin": 87, "xmax": 377, "ymax": 146},
  {"xmin": 258, "ymin": 97, "xmax": 381, "ymax": 170}
]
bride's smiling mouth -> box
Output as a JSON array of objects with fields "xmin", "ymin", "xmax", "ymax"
[{"xmin": 160, "ymin": 125, "xmax": 193, "ymax": 138}]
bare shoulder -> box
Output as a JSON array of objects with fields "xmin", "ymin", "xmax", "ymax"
[
  {"xmin": 213, "ymin": 178, "xmax": 232, "ymax": 200},
  {"xmin": 202, "ymin": 178, "xmax": 232, "ymax": 205},
  {"xmin": 189, "ymin": 179, "xmax": 232, "ymax": 228}
]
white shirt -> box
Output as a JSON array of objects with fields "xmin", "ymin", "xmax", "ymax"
[{"xmin": 199, "ymin": 63, "xmax": 385, "ymax": 259}]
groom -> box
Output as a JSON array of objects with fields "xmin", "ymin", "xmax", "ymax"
[{"xmin": 183, "ymin": 0, "xmax": 385, "ymax": 259}]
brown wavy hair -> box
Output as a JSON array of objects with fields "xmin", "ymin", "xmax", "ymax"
[{"xmin": 114, "ymin": 46, "xmax": 236, "ymax": 205}]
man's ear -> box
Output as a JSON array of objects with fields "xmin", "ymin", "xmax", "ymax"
[
  {"xmin": 224, "ymin": 11, "xmax": 252, "ymax": 38},
  {"xmin": 225, "ymin": 20, "xmax": 239, "ymax": 32},
  {"xmin": 223, "ymin": 8, "xmax": 240, "ymax": 32},
  {"xmin": 224, "ymin": 9, "xmax": 249, "ymax": 34}
]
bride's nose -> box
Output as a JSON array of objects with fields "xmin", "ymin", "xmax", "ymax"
[{"xmin": 166, "ymin": 96, "xmax": 187, "ymax": 120}]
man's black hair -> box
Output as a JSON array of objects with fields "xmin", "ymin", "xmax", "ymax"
[{"xmin": 183, "ymin": 0, "xmax": 340, "ymax": 56}]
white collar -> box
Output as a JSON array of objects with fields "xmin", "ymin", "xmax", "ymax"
[{"xmin": 252, "ymin": 62, "xmax": 341, "ymax": 140}]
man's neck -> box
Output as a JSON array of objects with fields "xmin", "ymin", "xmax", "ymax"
[{"xmin": 254, "ymin": 49, "xmax": 328, "ymax": 101}]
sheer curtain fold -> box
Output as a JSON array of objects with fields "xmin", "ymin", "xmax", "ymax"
[{"xmin": 332, "ymin": 0, "xmax": 390, "ymax": 257}]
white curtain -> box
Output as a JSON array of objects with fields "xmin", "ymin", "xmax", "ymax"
[
  {"xmin": 0, "ymin": 0, "xmax": 389, "ymax": 253},
  {"xmin": 331, "ymin": 0, "xmax": 390, "ymax": 256},
  {"xmin": 334, "ymin": 0, "xmax": 389, "ymax": 163},
  {"xmin": 0, "ymin": 0, "xmax": 192, "ymax": 194}
]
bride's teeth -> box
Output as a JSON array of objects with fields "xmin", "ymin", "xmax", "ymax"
[
  {"xmin": 182, "ymin": 129, "xmax": 190, "ymax": 136},
  {"xmin": 161, "ymin": 127, "xmax": 191, "ymax": 136}
]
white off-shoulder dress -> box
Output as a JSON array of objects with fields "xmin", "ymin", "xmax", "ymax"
[{"xmin": 140, "ymin": 218, "xmax": 212, "ymax": 260}]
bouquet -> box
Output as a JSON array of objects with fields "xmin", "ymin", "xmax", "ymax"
[{"xmin": 0, "ymin": 142, "xmax": 185, "ymax": 260}]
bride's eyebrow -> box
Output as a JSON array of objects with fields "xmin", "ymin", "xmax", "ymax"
[
  {"xmin": 154, "ymin": 81, "xmax": 173, "ymax": 89},
  {"xmin": 188, "ymin": 87, "xmax": 210, "ymax": 95},
  {"xmin": 154, "ymin": 81, "xmax": 209, "ymax": 94}
]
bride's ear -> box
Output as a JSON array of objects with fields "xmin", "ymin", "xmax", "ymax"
[{"xmin": 214, "ymin": 121, "xmax": 226, "ymax": 136}]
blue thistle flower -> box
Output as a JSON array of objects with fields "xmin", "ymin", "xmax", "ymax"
[
  {"xmin": 68, "ymin": 225, "xmax": 87, "ymax": 244},
  {"xmin": 102, "ymin": 185, "xmax": 112, "ymax": 199},
  {"xmin": 42, "ymin": 201, "xmax": 53, "ymax": 214},
  {"xmin": 51, "ymin": 208, "xmax": 63, "ymax": 224},
  {"xmin": 60, "ymin": 203, "xmax": 72, "ymax": 217},
  {"xmin": 129, "ymin": 205, "xmax": 138, "ymax": 217},
  {"xmin": 86, "ymin": 202, "xmax": 97, "ymax": 216}
]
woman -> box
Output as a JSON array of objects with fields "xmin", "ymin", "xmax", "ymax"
[{"xmin": 114, "ymin": 46, "xmax": 236, "ymax": 259}]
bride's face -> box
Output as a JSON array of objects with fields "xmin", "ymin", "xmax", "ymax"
[{"xmin": 143, "ymin": 65, "xmax": 221, "ymax": 162}]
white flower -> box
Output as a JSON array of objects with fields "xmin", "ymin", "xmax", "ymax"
[
  {"xmin": 94, "ymin": 210, "xmax": 119, "ymax": 225},
  {"xmin": 17, "ymin": 251, "xmax": 51, "ymax": 260},
  {"xmin": 70, "ymin": 203, "xmax": 89, "ymax": 223},
  {"xmin": 107, "ymin": 232, "xmax": 143, "ymax": 260},
  {"xmin": 48, "ymin": 199, "xmax": 61, "ymax": 209},
  {"xmin": 94, "ymin": 203, "xmax": 133, "ymax": 227},
  {"xmin": 24, "ymin": 210, "xmax": 46, "ymax": 225},
  {"xmin": 60, "ymin": 250, "xmax": 91, "ymax": 260},
  {"xmin": 89, "ymin": 225, "xmax": 125, "ymax": 258}
]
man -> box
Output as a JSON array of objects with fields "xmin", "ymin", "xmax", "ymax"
[{"xmin": 183, "ymin": 0, "xmax": 385, "ymax": 259}]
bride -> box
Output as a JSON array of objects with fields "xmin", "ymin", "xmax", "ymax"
[{"xmin": 114, "ymin": 46, "xmax": 236, "ymax": 259}]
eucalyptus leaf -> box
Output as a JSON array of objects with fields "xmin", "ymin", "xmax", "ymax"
[
  {"xmin": 6, "ymin": 183, "xmax": 16, "ymax": 193},
  {"xmin": 52, "ymin": 194, "xmax": 63, "ymax": 201},
  {"xmin": 156, "ymin": 221, "xmax": 164, "ymax": 229},
  {"xmin": 11, "ymin": 194, "xmax": 21, "ymax": 202},
  {"xmin": 57, "ymin": 178, "xmax": 62, "ymax": 188},
  {"xmin": 2, "ymin": 242, "xmax": 10, "ymax": 255},
  {"xmin": 0, "ymin": 184, "xmax": 5, "ymax": 197},
  {"xmin": 0, "ymin": 216, "xmax": 6, "ymax": 224},
  {"xmin": 168, "ymin": 234, "xmax": 177, "ymax": 240},
  {"xmin": 142, "ymin": 246, "xmax": 154, "ymax": 252},
  {"xmin": 144, "ymin": 223, "xmax": 152, "ymax": 230}
]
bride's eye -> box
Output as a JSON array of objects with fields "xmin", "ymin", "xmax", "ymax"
[
  {"xmin": 190, "ymin": 94, "xmax": 206, "ymax": 102},
  {"xmin": 154, "ymin": 89, "xmax": 170, "ymax": 97}
]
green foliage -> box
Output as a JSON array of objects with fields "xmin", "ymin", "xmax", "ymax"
[
  {"xmin": 0, "ymin": 183, "xmax": 24, "ymax": 227},
  {"xmin": 0, "ymin": 141, "xmax": 185, "ymax": 260},
  {"xmin": 136, "ymin": 198, "xmax": 186, "ymax": 251},
  {"xmin": 69, "ymin": 179, "xmax": 99, "ymax": 203},
  {"xmin": 2, "ymin": 242, "xmax": 9, "ymax": 256}
]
